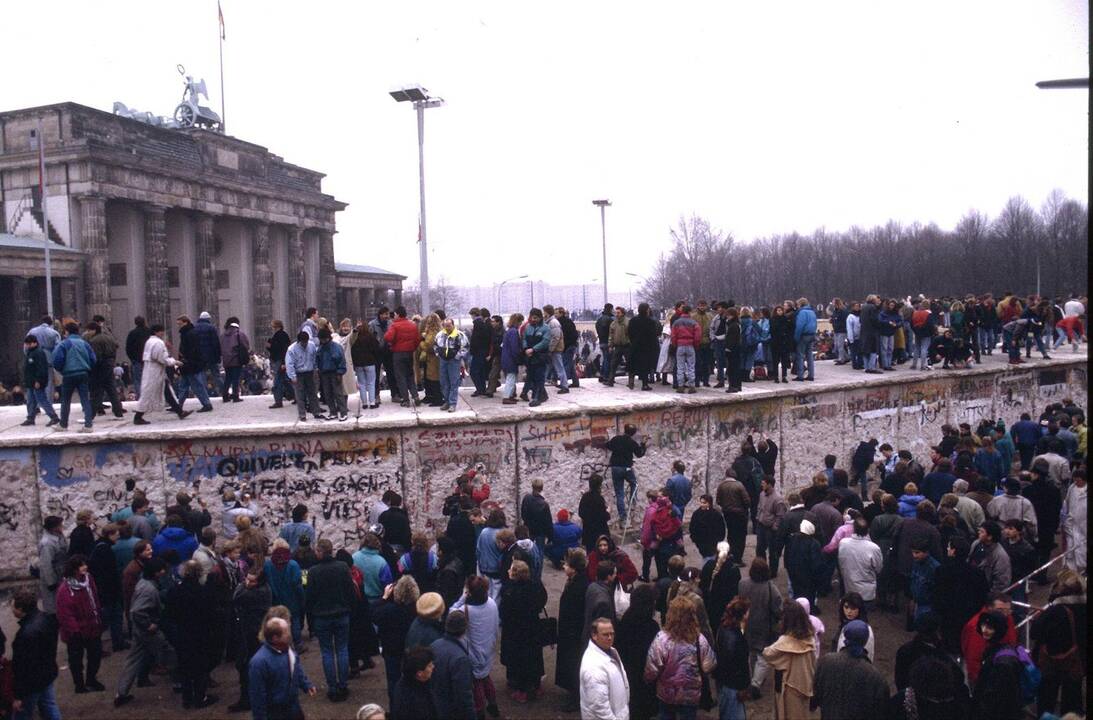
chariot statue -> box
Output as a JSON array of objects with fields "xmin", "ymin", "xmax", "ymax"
[{"xmin": 173, "ymin": 64, "xmax": 222, "ymax": 130}]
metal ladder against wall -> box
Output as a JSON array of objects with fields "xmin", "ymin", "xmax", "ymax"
[{"xmin": 1004, "ymin": 546, "xmax": 1081, "ymax": 649}]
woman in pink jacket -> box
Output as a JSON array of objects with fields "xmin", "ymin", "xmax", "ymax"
[{"xmin": 55, "ymin": 555, "xmax": 104, "ymax": 693}]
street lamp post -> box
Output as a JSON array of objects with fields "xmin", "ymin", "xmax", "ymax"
[
  {"xmin": 497, "ymin": 274, "xmax": 529, "ymax": 313},
  {"xmin": 625, "ymin": 272, "xmax": 646, "ymax": 311},
  {"xmin": 390, "ymin": 85, "xmax": 444, "ymax": 315},
  {"xmin": 592, "ymin": 199, "xmax": 611, "ymax": 307}
]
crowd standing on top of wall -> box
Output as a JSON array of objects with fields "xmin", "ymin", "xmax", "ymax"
[
  {"xmin": 2, "ymin": 385, "xmax": 1086, "ymax": 720},
  {"xmin": 8, "ymin": 290, "xmax": 1088, "ymax": 431}
]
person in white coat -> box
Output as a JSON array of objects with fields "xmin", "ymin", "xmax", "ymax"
[
  {"xmin": 1061, "ymin": 468, "xmax": 1086, "ymax": 575},
  {"xmin": 579, "ymin": 617, "xmax": 630, "ymax": 720},
  {"xmin": 134, "ymin": 324, "xmax": 191, "ymax": 425},
  {"xmin": 837, "ymin": 518, "xmax": 883, "ymax": 602}
]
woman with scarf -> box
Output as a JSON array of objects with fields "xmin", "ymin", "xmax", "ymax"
[
  {"xmin": 586, "ymin": 534, "xmax": 639, "ymax": 590},
  {"xmin": 55, "ymin": 555, "xmax": 104, "ymax": 693},
  {"xmin": 499, "ymin": 559, "xmax": 547, "ymax": 704},
  {"xmin": 263, "ymin": 538, "xmax": 305, "ymax": 651}
]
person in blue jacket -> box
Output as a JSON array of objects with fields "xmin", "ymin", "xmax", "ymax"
[
  {"xmin": 1010, "ymin": 413, "xmax": 1045, "ymax": 470},
  {"xmin": 546, "ymin": 509, "xmax": 582, "ymax": 569},
  {"xmin": 793, "ymin": 298, "xmax": 818, "ymax": 381},
  {"xmin": 315, "ymin": 328, "xmax": 348, "ymax": 421},
  {"xmin": 51, "ymin": 321, "xmax": 97, "ymax": 431},
  {"xmin": 522, "ymin": 309, "xmax": 552, "ymax": 407},
  {"xmin": 664, "ymin": 460, "xmax": 693, "ymax": 519},
  {"xmin": 248, "ymin": 617, "xmax": 316, "ymax": 719},
  {"xmin": 152, "ymin": 515, "xmax": 198, "ymax": 566},
  {"xmin": 192, "ymin": 312, "xmax": 224, "ymax": 398}
]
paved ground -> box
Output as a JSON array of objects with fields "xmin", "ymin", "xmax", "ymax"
[
  {"xmin": 0, "ymin": 349, "xmax": 1084, "ymax": 447},
  {"xmin": 0, "ymin": 531, "xmax": 1063, "ymax": 720}
]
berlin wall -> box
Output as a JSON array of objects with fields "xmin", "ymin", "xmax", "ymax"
[{"xmin": 0, "ymin": 361, "xmax": 1083, "ymax": 580}]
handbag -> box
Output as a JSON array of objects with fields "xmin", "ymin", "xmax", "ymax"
[
  {"xmin": 1036, "ymin": 606, "xmax": 1083, "ymax": 680},
  {"xmin": 696, "ymin": 637, "xmax": 715, "ymax": 711},
  {"xmin": 614, "ymin": 583, "xmax": 631, "ymax": 616},
  {"xmin": 537, "ymin": 608, "xmax": 558, "ymax": 648}
]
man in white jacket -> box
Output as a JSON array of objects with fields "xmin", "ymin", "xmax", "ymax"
[
  {"xmin": 837, "ymin": 518, "xmax": 883, "ymax": 602},
  {"xmin": 579, "ymin": 618, "xmax": 630, "ymax": 720}
]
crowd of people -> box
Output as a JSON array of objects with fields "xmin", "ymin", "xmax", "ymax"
[
  {"xmin": 10, "ymin": 291, "xmax": 1086, "ymax": 426},
  {"xmin": 3, "ymin": 392, "xmax": 1086, "ymax": 720}
]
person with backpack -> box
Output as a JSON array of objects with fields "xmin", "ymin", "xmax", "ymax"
[
  {"xmin": 971, "ymin": 610, "xmax": 1035, "ymax": 720},
  {"xmin": 649, "ymin": 495, "xmax": 684, "ymax": 580}
]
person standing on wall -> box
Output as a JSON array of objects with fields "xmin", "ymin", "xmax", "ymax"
[{"xmin": 605, "ymin": 424, "xmax": 648, "ymax": 529}]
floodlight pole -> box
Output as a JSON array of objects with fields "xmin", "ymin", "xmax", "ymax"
[
  {"xmin": 593, "ymin": 199, "xmax": 611, "ymax": 307},
  {"xmin": 416, "ymin": 102, "xmax": 430, "ymax": 315}
]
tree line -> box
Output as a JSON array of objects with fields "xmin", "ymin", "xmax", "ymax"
[{"xmin": 640, "ymin": 190, "xmax": 1088, "ymax": 310}]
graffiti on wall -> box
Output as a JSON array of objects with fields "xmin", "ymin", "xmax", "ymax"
[
  {"xmin": 0, "ymin": 448, "xmax": 37, "ymax": 578},
  {"xmin": 413, "ymin": 426, "xmax": 515, "ymax": 531},
  {"xmin": 846, "ymin": 386, "xmax": 899, "ymax": 438}
]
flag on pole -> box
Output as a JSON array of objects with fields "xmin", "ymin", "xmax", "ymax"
[{"xmin": 218, "ymin": 0, "xmax": 225, "ymax": 40}]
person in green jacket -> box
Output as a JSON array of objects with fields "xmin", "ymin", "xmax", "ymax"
[{"xmin": 21, "ymin": 334, "xmax": 60, "ymax": 426}]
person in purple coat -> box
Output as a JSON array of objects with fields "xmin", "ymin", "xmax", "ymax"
[{"xmin": 500, "ymin": 313, "xmax": 524, "ymax": 404}]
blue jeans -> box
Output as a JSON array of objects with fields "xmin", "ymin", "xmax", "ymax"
[
  {"xmin": 355, "ymin": 365, "xmax": 376, "ymax": 407},
  {"xmin": 911, "ymin": 336, "xmax": 931, "ymax": 367},
  {"xmin": 26, "ymin": 385, "xmax": 59, "ymax": 422},
  {"xmin": 712, "ymin": 339, "xmax": 726, "ymax": 382},
  {"xmin": 835, "ymin": 332, "xmax": 848, "ymax": 362},
  {"xmin": 1024, "ymin": 330, "xmax": 1049, "ymax": 357},
  {"xmin": 676, "ymin": 346, "xmax": 696, "ymax": 386},
  {"xmin": 13, "ymin": 683, "xmax": 60, "ymax": 720},
  {"xmin": 598, "ymin": 343, "xmax": 611, "ymax": 380},
  {"xmin": 313, "ymin": 614, "xmax": 350, "ymax": 692},
  {"xmin": 176, "ymin": 371, "xmax": 212, "ymax": 409},
  {"xmin": 865, "ymin": 352, "xmax": 879, "ymax": 370},
  {"xmin": 879, "ymin": 335, "xmax": 894, "ymax": 368},
  {"xmin": 550, "ymin": 351, "xmax": 568, "ymax": 386},
  {"xmin": 59, "ymin": 374, "xmax": 93, "ymax": 428},
  {"xmin": 271, "ymin": 360, "xmax": 286, "ymax": 403},
  {"xmin": 718, "ymin": 686, "xmax": 746, "ymax": 720},
  {"xmin": 470, "ymin": 353, "xmax": 488, "ymax": 393},
  {"xmin": 526, "ymin": 362, "xmax": 547, "ymax": 401},
  {"xmin": 610, "ymin": 466, "xmax": 637, "ymax": 520},
  {"xmin": 502, "ymin": 371, "xmax": 517, "ymax": 399},
  {"xmin": 795, "ymin": 334, "xmax": 815, "ymax": 379},
  {"xmin": 659, "ymin": 703, "xmax": 698, "ymax": 720},
  {"xmin": 439, "ymin": 357, "xmax": 462, "ymax": 407}
]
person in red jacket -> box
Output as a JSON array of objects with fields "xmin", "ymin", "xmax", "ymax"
[
  {"xmin": 960, "ymin": 591, "xmax": 1017, "ymax": 686},
  {"xmin": 585, "ymin": 534, "xmax": 639, "ymax": 590},
  {"xmin": 670, "ymin": 305, "xmax": 702, "ymax": 393},
  {"xmin": 55, "ymin": 555, "xmax": 105, "ymax": 693},
  {"xmin": 383, "ymin": 306, "xmax": 422, "ymax": 407}
]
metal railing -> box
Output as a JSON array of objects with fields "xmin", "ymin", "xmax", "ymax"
[{"xmin": 1001, "ymin": 546, "xmax": 1079, "ymax": 648}]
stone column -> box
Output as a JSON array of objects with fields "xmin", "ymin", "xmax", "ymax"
[
  {"xmin": 11, "ymin": 277, "xmax": 31, "ymax": 328},
  {"xmin": 79, "ymin": 195, "xmax": 111, "ymax": 325},
  {"xmin": 358, "ymin": 288, "xmax": 369, "ymax": 320},
  {"xmin": 59, "ymin": 279, "xmax": 78, "ymax": 321},
  {"xmin": 252, "ymin": 222, "xmax": 273, "ymax": 338},
  {"xmin": 317, "ymin": 230, "xmax": 337, "ymax": 317},
  {"xmin": 286, "ymin": 225, "xmax": 307, "ymax": 326},
  {"xmin": 393, "ymin": 288, "xmax": 403, "ymax": 307},
  {"xmin": 143, "ymin": 205, "xmax": 169, "ymax": 328},
  {"xmin": 194, "ymin": 213, "xmax": 218, "ymax": 316}
]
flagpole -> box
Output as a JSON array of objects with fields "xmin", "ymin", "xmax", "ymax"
[
  {"xmin": 218, "ymin": 0, "xmax": 226, "ymax": 133},
  {"xmin": 37, "ymin": 121, "xmax": 54, "ymax": 319}
]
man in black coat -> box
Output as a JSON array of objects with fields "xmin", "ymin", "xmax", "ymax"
[
  {"xmin": 11, "ymin": 589, "xmax": 61, "ymax": 717},
  {"xmin": 1023, "ymin": 460, "xmax": 1062, "ymax": 578},
  {"xmin": 583, "ymin": 561, "xmax": 617, "ymax": 648},
  {"xmin": 859, "ymin": 295, "xmax": 882, "ymax": 374},
  {"xmin": 519, "ymin": 479, "xmax": 554, "ymax": 556},
  {"xmin": 88, "ymin": 524, "xmax": 128, "ymax": 652},
  {"xmin": 166, "ymin": 492, "xmax": 212, "ymax": 537},
  {"xmin": 469, "ymin": 309, "xmax": 492, "ymax": 397},
  {"xmin": 175, "ymin": 315, "xmax": 214, "ymax": 412},
  {"xmin": 305, "ymin": 539, "xmax": 357, "ymax": 702},
  {"xmin": 125, "ymin": 316, "xmax": 153, "ymax": 400},
  {"xmin": 689, "ymin": 494, "xmax": 727, "ymax": 560},
  {"xmin": 772, "ymin": 492, "xmax": 818, "ymax": 580}
]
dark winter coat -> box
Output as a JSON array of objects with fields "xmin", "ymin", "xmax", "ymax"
[
  {"xmin": 555, "ymin": 573, "xmax": 589, "ymax": 692},
  {"xmin": 177, "ymin": 322, "xmax": 204, "ymax": 375},
  {"xmin": 615, "ymin": 611, "xmax": 661, "ymax": 720},
  {"xmin": 499, "ymin": 580, "xmax": 547, "ymax": 680},
  {"xmin": 859, "ymin": 301, "xmax": 880, "ymax": 353},
  {"xmin": 784, "ymin": 532, "xmax": 823, "ymax": 601},
  {"xmin": 125, "ymin": 325, "xmax": 153, "ymax": 365},
  {"xmin": 578, "ymin": 490, "xmax": 610, "ymax": 550},
  {"xmin": 930, "ymin": 558, "xmax": 988, "ymax": 654},
  {"xmin": 12, "ymin": 608, "xmax": 58, "ymax": 699},
  {"xmin": 700, "ymin": 558, "xmax": 740, "ymax": 626},
  {"xmin": 429, "ymin": 634, "xmax": 476, "ymax": 720},
  {"xmin": 1022, "ymin": 479, "xmax": 1062, "ymax": 548},
  {"xmin": 88, "ymin": 538, "xmax": 122, "ymax": 605},
  {"xmin": 22, "ymin": 346, "xmax": 50, "ymax": 387},
  {"xmin": 595, "ymin": 312, "xmax": 613, "ymax": 344},
  {"xmin": 893, "ymin": 518, "xmax": 943, "ymax": 577},
  {"xmin": 165, "ymin": 578, "xmax": 218, "ymax": 673},
  {"xmin": 232, "ymin": 579, "xmax": 272, "ymax": 669},
  {"xmin": 500, "ymin": 327, "xmax": 522, "ymax": 374},
  {"xmin": 688, "ymin": 507, "xmax": 726, "ymax": 558},
  {"xmin": 392, "ymin": 676, "xmax": 439, "ymax": 720},
  {"xmin": 378, "ymin": 506, "xmax": 412, "ymax": 549},
  {"xmin": 192, "ymin": 319, "xmax": 221, "ymax": 365},
  {"xmin": 520, "ymin": 493, "xmax": 554, "ymax": 542},
  {"xmin": 770, "ymin": 314, "xmax": 794, "ymax": 355},
  {"xmin": 627, "ymin": 314, "xmax": 661, "ymax": 375},
  {"xmin": 372, "ymin": 600, "xmax": 416, "ymax": 659}
]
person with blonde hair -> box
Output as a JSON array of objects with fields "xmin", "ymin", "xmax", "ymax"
[
  {"xmin": 335, "ymin": 317, "xmax": 359, "ymax": 405},
  {"xmin": 373, "ymin": 575, "xmax": 421, "ymax": 706},
  {"xmin": 418, "ymin": 313, "xmax": 444, "ymax": 407},
  {"xmin": 744, "ymin": 598, "xmax": 817, "ymax": 718},
  {"xmin": 356, "ymin": 703, "xmax": 387, "ymax": 720},
  {"xmin": 643, "ymin": 596, "xmax": 717, "ymax": 718}
]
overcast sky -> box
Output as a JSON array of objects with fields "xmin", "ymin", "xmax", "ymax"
[{"xmin": 6, "ymin": 1, "xmax": 1088, "ymax": 292}]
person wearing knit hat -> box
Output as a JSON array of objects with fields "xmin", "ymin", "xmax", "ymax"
[
  {"xmin": 548, "ymin": 508, "xmax": 582, "ymax": 569},
  {"xmin": 405, "ymin": 592, "xmax": 446, "ymax": 649},
  {"xmin": 813, "ymin": 618, "xmax": 890, "ymax": 720},
  {"xmin": 785, "ymin": 518, "xmax": 823, "ymax": 612}
]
